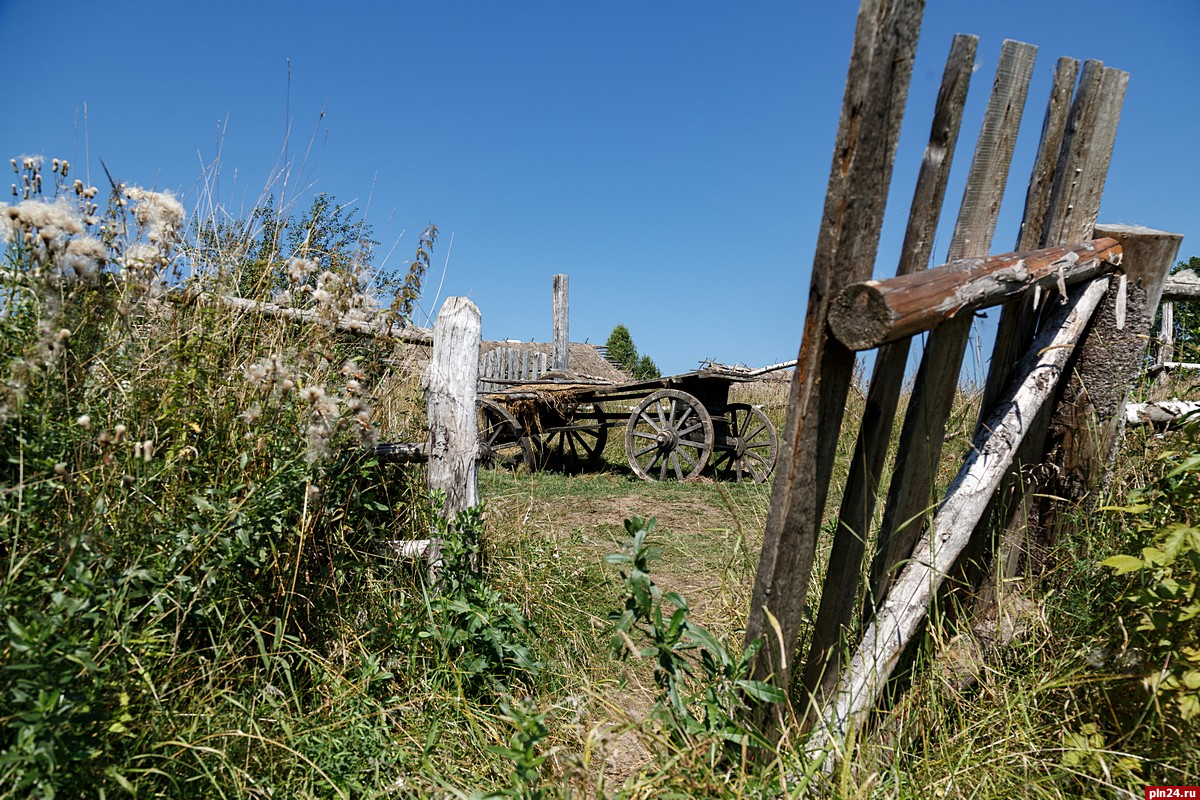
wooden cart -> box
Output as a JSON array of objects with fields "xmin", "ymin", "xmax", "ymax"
[{"xmin": 477, "ymin": 363, "xmax": 792, "ymax": 483}]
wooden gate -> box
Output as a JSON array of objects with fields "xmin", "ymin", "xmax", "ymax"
[{"xmin": 742, "ymin": 0, "xmax": 1183, "ymax": 754}]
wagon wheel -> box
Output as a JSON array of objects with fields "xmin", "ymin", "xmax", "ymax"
[
  {"xmin": 538, "ymin": 403, "xmax": 609, "ymax": 471},
  {"xmin": 624, "ymin": 389, "xmax": 714, "ymax": 482},
  {"xmin": 478, "ymin": 398, "xmax": 534, "ymax": 471},
  {"xmin": 709, "ymin": 403, "xmax": 778, "ymax": 483}
]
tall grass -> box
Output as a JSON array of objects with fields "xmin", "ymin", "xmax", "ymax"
[
  {"xmin": 0, "ymin": 156, "xmax": 539, "ymax": 797},
  {"xmin": 2, "ymin": 154, "xmax": 1196, "ymax": 797}
]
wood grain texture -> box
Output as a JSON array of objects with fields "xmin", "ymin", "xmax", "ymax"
[
  {"xmin": 828, "ymin": 238, "xmax": 1121, "ymax": 350},
  {"xmin": 798, "ymin": 33, "xmax": 977, "ymax": 712},
  {"xmin": 1046, "ymin": 226, "xmax": 1181, "ymax": 499},
  {"xmin": 1161, "ymin": 270, "xmax": 1200, "ymax": 300},
  {"xmin": 744, "ymin": 0, "xmax": 925, "ymax": 705},
  {"xmin": 980, "ymin": 56, "xmax": 1081, "ymax": 417},
  {"xmin": 427, "ymin": 297, "xmax": 481, "ymax": 519},
  {"xmin": 808, "ymin": 277, "xmax": 1111, "ymax": 759},
  {"xmin": 552, "ymin": 274, "xmax": 569, "ymax": 372},
  {"xmin": 866, "ymin": 39, "xmax": 1037, "ymax": 618}
]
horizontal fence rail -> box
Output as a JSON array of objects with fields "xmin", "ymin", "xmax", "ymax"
[{"xmin": 827, "ymin": 237, "xmax": 1122, "ymax": 350}]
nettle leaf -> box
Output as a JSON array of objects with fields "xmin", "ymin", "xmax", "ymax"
[
  {"xmin": 736, "ymin": 678, "xmax": 787, "ymax": 704},
  {"xmin": 1161, "ymin": 525, "xmax": 1196, "ymax": 560},
  {"xmin": 1101, "ymin": 554, "xmax": 1146, "ymax": 574},
  {"xmin": 1143, "ymin": 546, "xmax": 1170, "ymax": 566},
  {"xmin": 662, "ymin": 591, "xmax": 687, "ymax": 612},
  {"xmin": 1178, "ymin": 694, "xmax": 1200, "ymax": 722}
]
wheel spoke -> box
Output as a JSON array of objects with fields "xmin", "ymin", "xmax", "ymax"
[
  {"xmin": 625, "ymin": 389, "xmax": 713, "ymax": 482},
  {"xmin": 710, "ymin": 403, "xmax": 778, "ymax": 483},
  {"xmin": 675, "ymin": 447, "xmax": 698, "ymax": 469}
]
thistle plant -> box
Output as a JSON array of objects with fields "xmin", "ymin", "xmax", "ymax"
[{"xmin": 0, "ymin": 153, "xmax": 426, "ymax": 798}]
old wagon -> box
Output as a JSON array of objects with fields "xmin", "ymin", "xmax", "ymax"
[{"xmin": 477, "ymin": 362, "xmax": 792, "ymax": 483}]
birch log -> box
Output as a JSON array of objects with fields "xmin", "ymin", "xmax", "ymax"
[
  {"xmin": 1162, "ymin": 270, "xmax": 1200, "ymax": 300},
  {"xmin": 1124, "ymin": 401, "xmax": 1200, "ymax": 426},
  {"xmin": 807, "ymin": 276, "xmax": 1110, "ymax": 760}
]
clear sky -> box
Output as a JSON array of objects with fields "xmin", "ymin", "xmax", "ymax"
[{"xmin": 2, "ymin": 1, "xmax": 1196, "ymax": 376}]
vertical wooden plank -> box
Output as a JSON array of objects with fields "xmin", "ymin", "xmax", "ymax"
[
  {"xmin": 481, "ymin": 350, "xmax": 494, "ymax": 393},
  {"xmin": 744, "ymin": 0, "xmax": 925, "ymax": 703},
  {"xmin": 809, "ymin": 276, "xmax": 1113, "ymax": 754},
  {"xmin": 427, "ymin": 297, "xmax": 481, "ymax": 520},
  {"xmin": 553, "ymin": 274, "xmax": 569, "ymax": 372},
  {"xmin": 1043, "ymin": 63, "xmax": 1129, "ymax": 247},
  {"xmin": 867, "ymin": 40, "xmax": 1038, "ymax": 615},
  {"xmin": 1156, "ymin": 300, "xmax": 1175, "ymax": 386},
  {"xmin": 799, "ymin": 32, "xmax": 977, "ymax": 710},
  {"xmin": 979, "ymin": 56, "xmax": 1080, "ymax": 418},
  {"xmin": 967, "ymin": 62, "xmax": 1131, "ymax": 622}
]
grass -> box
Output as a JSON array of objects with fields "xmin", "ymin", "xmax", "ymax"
[{"xmin": 2, "ymin": 156, "xmax": 1197, "ymax": 797}]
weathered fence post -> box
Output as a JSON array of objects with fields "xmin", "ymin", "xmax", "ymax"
[
  {"xmin": 552, "ymin": 274, "xmax": 569, "ymax": 372},
  {"xmin": 1155, "ymin": 300, "xmax": 1175, "ymax": 386},
  {"xmin": 800, "ymin": 31, "xmax": 977, "ymax": 714},
  {"xmin": 744, "ymin": 0, "xmax": 924, "ymax": 726},
  {"xmin": 426, "ymin": 297, "xmax": 482, "ymax": 571},
  {"xmin": 1041, "ymin": 224, "xmax": 1182, "ymax": 501}
]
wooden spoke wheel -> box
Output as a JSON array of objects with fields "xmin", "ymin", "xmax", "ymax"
[
  {"xmin": 709, "ymin": 403, "xmax": 778, "ymax": 483},
  {"xmin": 624, "ymin": 389, "xmax": 714, "ymax": 482},
  {"xmin": 537, "ymin": 403, "xmax": 609, "ymax": 471},
  {"xmin": 478, "ymin": 398, "xmax": 534, "ymax": 471}
]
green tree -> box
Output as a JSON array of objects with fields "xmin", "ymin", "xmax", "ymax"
[
  {"xmin": 605, "ymin": 324, "xmax": 638, "ymax": 372},
  {"xmin": 632, "ymin": 354, "xmax": 660, "ymax": 380},
  {"xmin": 1170, "ymin": 256, "xmax": 1200, "ymax": 350},
  {"xmin": 187, "ymin": 193, "xmax": 379, "ymax": 300}
]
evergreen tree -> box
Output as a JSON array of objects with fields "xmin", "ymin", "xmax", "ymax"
[
  {"xmin": 632, "ymin": 354, "xmax": 661, "ymax": 380},
  {"xmin": 605, "ymin": 324, "xmax": 638, "ymax": 371}
]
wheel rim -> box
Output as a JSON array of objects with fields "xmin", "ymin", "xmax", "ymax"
[
  {"xmin": 624, "ymin": 389, "xmax": 713, "ymax": 482},
  {"xmin": 478, "ymin": 398, "xmax": 534, "ymax": 471},
  {"xmin": 710, "ymin": 403, "xmax": 777, "ymax": 483}
]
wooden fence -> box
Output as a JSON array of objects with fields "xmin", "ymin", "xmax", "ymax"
[
  {"xmin": 1152, "ymin": 269, "xmax": 1200, "ymax": 378},
  {"xmin": 740, "ymin": 0, "xmax": 1183, "ymax": 759},
  {"xmin": 478, "ymin": 348, "xmax": 550, "ymax": 392}
]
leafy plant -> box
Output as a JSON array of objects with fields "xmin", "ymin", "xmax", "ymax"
[
  {"xmin": 606, "ymin": 517, "xmax": 783, "ymax": 759},
  {"xmin": 1101, "ymin": 425, "xmax": 1200, "ymax": 724},
  {"xmin": 484, "ymin": 699, "xmax": 553, "ymax": 800},
  {"xmin": 421, "ymin": 498, "xmax": 542, "ymax": 697}
]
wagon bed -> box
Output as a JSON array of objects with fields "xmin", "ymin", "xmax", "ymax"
[{"xmin": 478, "ymin": 361, "xmax": 793, "ymax": 483}]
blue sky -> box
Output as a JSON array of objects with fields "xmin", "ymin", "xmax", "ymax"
[{"xmin": 2, "ymin": 1, "xmax": 1196, "ymax": 376}]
